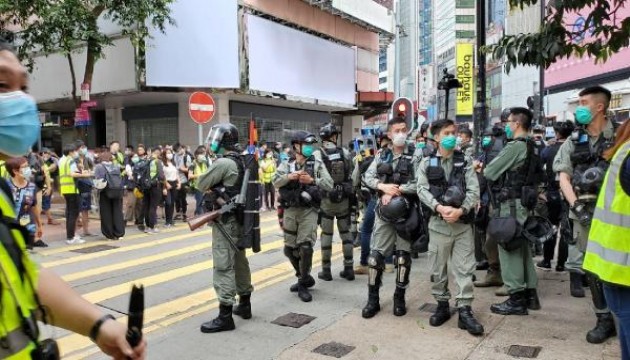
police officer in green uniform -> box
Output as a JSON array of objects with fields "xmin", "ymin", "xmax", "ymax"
[
  {"xmin": 417, "ymin": 119, "xmax": 483, "ymax": 335},
  {"xmin": 273, "ymin": 131, "xmax": 334, "ymax": 302},
  {"xmin": 314, "ymin": 123, "xmax": 355, "ymax": 281},
  {"xmin": 198, "ymin": 124, "xmax": 254, "ymax": 334},
  {"xmin": 0, "ymin": 39, "xmax": 146, "ymax": 360},
  {"xmin": 362, "ymin": 117, "xmax": 421, "ymax": 319},
  {"xmin": 483, "ymin": 107, "xmax": 541, "ymax": 315},
  {"xmin": 552, "ymin": 86, "xmax": 616, "ymax": 344}
]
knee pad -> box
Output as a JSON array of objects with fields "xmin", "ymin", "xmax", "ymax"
[
  {"xmin": 396, "ymin": 250, "xmax": 412, "ymax": 268},
  {"xmin": 367, "ymin": 251, "xmax": 385, "ymax": 270},
  {"xmin": 395, "ymin": 251, "xmax": 411, "ymax": 287}
]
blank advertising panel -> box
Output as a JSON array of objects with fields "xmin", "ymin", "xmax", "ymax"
[
  {"xmin": 247, "ymin": 15, "xmax": 356, "ymax": 106},
  {"xmin": 145, "ymin": 0, "xmax": 239, "ymax": 88}
]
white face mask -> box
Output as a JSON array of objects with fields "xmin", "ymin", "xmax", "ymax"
[
  {"xmin": 166, "ymin": 153, "xmax": 173, "ymax": 160},
  {"xmin": 392, "ymin": 133, "xmax": 407, "ymax": 147}
]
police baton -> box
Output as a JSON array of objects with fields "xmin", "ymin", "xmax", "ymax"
[{"xmin": 126, "ymin": 285, "xmax": 144, "ymax": 358}]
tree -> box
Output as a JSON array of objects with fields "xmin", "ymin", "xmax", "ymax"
[
  {"xmin": 488, "ymin": 0, "xmax": 630, "ymax": 72},
  {"xmin": 0, "ymin": 0, "xmax": 174, "ymax": 106}
]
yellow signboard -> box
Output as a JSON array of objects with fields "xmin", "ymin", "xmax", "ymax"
[{"xmin": 456, "ymin": 43, "xmax": 474, "ymax": 116}]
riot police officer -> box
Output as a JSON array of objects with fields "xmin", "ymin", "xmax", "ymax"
[
  {"xmin": 198, "ymin": 124, "xmax": 254, "ymax": 333},
  {"xmin": 483, "ymin": 107, "xmax": 541, "ymax": 315},
  {"xmin": 417, "ymin": 119, "xmax": 483, "ymax": 335},
  {"xmin": 314, "ymin": 123, "xmax": 356, "ymax": 281},
  {"xmin": 273, "ymin": 131, "xmax": 334, "ymax": 302},
  {"xmin": 362, "ymin": 117, "xmax": 421, "ymax": 318},
  {"xmin": 553, "ymin": 85, "xmax": 616, "ymax": 344}
]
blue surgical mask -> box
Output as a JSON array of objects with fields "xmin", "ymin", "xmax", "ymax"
[
  {"xmin": 575, "ymin": 105, "xmax": 593, "ymax": 125},
  {"xmin": 21, "ymin": 167, "xmax": 32, "ymax": 179},
  {"xmin": 504, "ymin": 124, "xmax": 514, "ymax": 139},
  {"xmin": 210, "ymin": 141, "xmax": 220, "ymax": 153},
  {"xmin": 197, "ymin": 155, "xmax": 206, "ymax": 163},
  {"xmin": 0, "ymin": 91, "xmax": 40, "ymax": 157},
  {"xmin": 80, "ymin": 147, "xmax": 88, "ymax": 156},
  {"xmin": 482, "ymin": 136, "xmax": 492, "ymax": 148},
  {"xmin": 416, "ymin": 142, "xmax": 426, "ymax": 149},
  {"xmin": 440, "ymin": 135, "xmax": 457, "ymax": 150},
  {"xmin": 301, "ymin": 144, "xmax": 314, "ymax": 158},
  {"xmin": 131, "ymin": 156, "xmax": 140, "ymax": 164}
]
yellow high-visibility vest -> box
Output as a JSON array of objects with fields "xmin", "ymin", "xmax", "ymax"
[
  {"xmin": 191, "ymin": 161, "xmax": 207, "ymax": 190},
  {"xmin": 584, "ymin": 140, "xmax": 630, "ymax": 286},
  {"xmin": 0, "ymin": 187, "xmax": 40, "ymax": 359},
  {"xmin": 59, "ymin": 156, "xmax": 78, "ymax": 195},
  {"xmin": 0, "ymin": 160, "xmax": 8, "ymax": 179}
]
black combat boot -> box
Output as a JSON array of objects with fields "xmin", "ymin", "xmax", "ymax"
[
  {"xmin": 232, "ymin": 294, "xmax": 252, "ymax": 319},
  {"xmin": 318, "ymin": 268, "xmax": 333, "ymax": 281},
  {"xmin": 525, "ymin": 288, "xmax": 541, "ymax": 310},
  {"xmin": 200, "ymin": 304, "xmax": 235, "ymax": 333},
  {"xmin": 297, "ymin": 282, "xmax": 313, "ymax": 302},
  {"xmin": 430, "ymin": 301, "xmax": 451, "ymax": 326},
  {"xmin": 297, "ymin": 243, "xmax": 314, "ymax": 302},
  {"xmin": 586, "ymin": 313, "xmax": 617, "ymax": 344},
  {"xmin": 570, "ymin": 272, "xmax": 585, "ymax": 298},
  {"xmin": 290, "ymin": 275, "xmax": 315, "ymax": 292},
  {"xmin": 393, "ymin": 287, "xmax": 407, "ymax": 317},
  {"xmin": 362, "ymin": 285, "xmax": 381, "ymax": 319},
  {"xmin": 490, "ymin": 291, "xmax": 528, "ymax": 315},
  {"xmin": 458, "ymin": 306, "xmax": 484, "ymax": 336},
  {"xmin": 339, "ymin": 266, "xmax": 355, "ymax": 281}
]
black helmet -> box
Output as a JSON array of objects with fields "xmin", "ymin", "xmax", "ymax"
[
  {"xmin": 206, "ymin": 123, "xmax": 239, "ymax": 152},
  {"xmin": 553, "ymin": 121, "xmax": 575, "ymax": 138},
  {"xmin": 580, "ymin": 167, "xmax": 605, "ymax": 193},
  {"xmin": 533, "ymin": 124, "xmax": 545, "ymax": 133},
  {"xmin": 319, "ymin": 123, "xmax": 339, "ymax": 141},
  {"xmin": 375, "ymin": 125, "xmax": 389, "ymax": 144},
  {"xmin": 290, "ymin": 130, "xmax": 317, "ymax": 145},
  {"xmin": 500, "ymin": 108, "xmax": 512, "ymax": 122},
  {"xmin": 376, "ymin": 196, "xmax": 410, "ymax": 224},
  {"xmin": 442, "ymin": 186, "xmax": 466, "ymax": 208},
  {"xmin": 522, "ymin": 216, "xmax": 555, "ymax": 245}
]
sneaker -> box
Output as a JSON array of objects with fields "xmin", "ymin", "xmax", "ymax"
[
  {"xmin": 384, "ymin": 264, "xmax": 395, "ymax": 273},
  {"xmin": 536, "ymin": 260, "xmax": 552, "ymax": 271},
  {"xmin": 33, "ymin": 240, "xmax": 48, "ymax": 248},
  {"xmin": 164, "ymin": 224, "xmax": 172, "ymax": 228},
  {"xmin": 66, "ymin": 236, "xmax": 85, "ymax": 245},
  {"xmin": 151, "ymin": 228, "xmax": 160, "ymax": 234}
]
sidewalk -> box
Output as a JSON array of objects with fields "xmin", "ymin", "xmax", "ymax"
[{"xmin": 276, "ymin": 262, "xmax": 622, "ymax": 360}]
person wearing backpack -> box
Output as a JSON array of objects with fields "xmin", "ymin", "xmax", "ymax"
[
  {"xmin": 94, "ymin": 151, "xmax": 125, "ymax": 240},
  {"xmin": 142, "ymin": 147, "xmax": 165, "ymax": 233},
  {"xmin": 132, "ymin": 145, "xmax": 149, "ymax": 231}
]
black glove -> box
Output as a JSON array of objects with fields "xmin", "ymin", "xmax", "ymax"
[{"xmin": 571, "ymin": 200, "xmax": 592, "ymax": 226}]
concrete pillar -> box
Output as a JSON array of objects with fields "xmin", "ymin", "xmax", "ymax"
[
  {"xmin": 341, "ymin": 115, "xmax": 363, "ymax": 148},
  {"xmin": 105, "ymin": 108, "xmax": 123, "ymax": 145}
]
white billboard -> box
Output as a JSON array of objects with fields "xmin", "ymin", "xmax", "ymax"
[
  {"xmin": 332, "ymin": 0, "xmax": 394, "ymax": 33},
  {"xmin": 145, "ymin": 0, "xmax": 239, "ymax": 88},
  {"xmin": 247, "ymin": 15, "xmax": 356, "ymax": 106}
]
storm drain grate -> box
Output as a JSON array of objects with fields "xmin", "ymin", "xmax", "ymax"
[
  {"xmin": 418, "ymin": 303, "xmax": 457, "ymax": 315},
  {"xmin": 312, "ymin": 342, "xmax": 355, "ymax": 358},
  {"xmin": 271, "ymin": 312, "xmax": 316, "ymax": 328},
  {"xmin": 507, "ymin": 345, "xmax": 542, "ymax": 358},
  {"xmin": 70, "ymin": 244, "xmax": 119, "ymax": 254}
]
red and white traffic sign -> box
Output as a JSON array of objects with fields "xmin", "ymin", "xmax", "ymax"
[{"xmin": 188, "ymin": 92, "xmax": 215, "ymax": 124}]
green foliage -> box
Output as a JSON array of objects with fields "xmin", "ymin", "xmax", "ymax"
[
  {"xmin": 487, "ymin": 0, "xmax": 630, "ymax": 72},
  {"xmin": 0, "ymin": 0, "xmax": 174, "ymax": 88}
]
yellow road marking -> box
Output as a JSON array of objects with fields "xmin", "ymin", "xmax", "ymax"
[
  {"xmin": 42, "ymin": 217, "xmax": 281, "ymax": 268},
  {"xmin": 62, "ymin": 247, "xmax": 343, "ymax": 359},
  {"xmin": 81, "ymin": 239, "xmax": 285, "ymax": 304}
]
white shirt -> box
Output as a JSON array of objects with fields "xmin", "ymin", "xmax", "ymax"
[{"xmin": 163, "ymin": 163, "xmax": 178, "ymax": 182}]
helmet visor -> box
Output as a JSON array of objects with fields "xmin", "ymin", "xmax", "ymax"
[{"xmin": 206, "ymin": 126, "xmax": 226, "ymax": 152}]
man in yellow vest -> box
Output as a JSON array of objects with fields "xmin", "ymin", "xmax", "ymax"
[
  {"xmin": 59, "ymin": 143, "xmax": 93, "ymax": 244},
  {"xmin": 584, "ymin": 135, "xmax": 630, "ymax": 360},
  {"xmin": 0, "ymin": 40, "xmax": 146, "ymax": 359}
]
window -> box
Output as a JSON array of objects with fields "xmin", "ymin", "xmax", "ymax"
[
  {"xmin": 456, "ymin": 0, "xmax": 475, "ymax": 8},
  {"xmin": 379, "ymin": 77, "xmax": 387, "ymax": 84},
  {"xmin": 456, "ymin": 30, "xmax": 475, "ymax": 39},
  {"xmin": 379, "ymin": 62, "xmax": 387, "ymax": 72},
  {"xmin": 456, "ymin": 15, "xmax": 475, "ymax": 24}
]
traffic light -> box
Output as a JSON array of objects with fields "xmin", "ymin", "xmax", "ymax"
[{"xmin": 392, "ymin": 97, "xmax": 414, "ymax": 131}]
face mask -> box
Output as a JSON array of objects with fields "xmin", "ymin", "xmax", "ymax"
[
  {"xmin": 80, "ymin": 147, "xmax": 88, "ymax": 156},
  {"xmin": 440, "ymin": 135, "xmax": 457, "ymax": 150},
  {"xmin": 575, "ymin": 105, "xmax": 593, "ymax": 125},
  {"xmin": 266, "ymin": 153, "xmax": 273, "ymax": 159},
  {"xmin": 482, "ymin": 136, "xmax": 492, "ymax": 148},
  {"xmin": 392, "ymin": 133, "xmax": 407, "ymax": 147},
  {"xmin": 0, "ymin": 91, "xmax": 40, "ymax": 157},
  {"xmin": 197, "ymin": 155, "xmax": 206, "ymax": 163},
  {"xmin": 132, "ymin": 156, "xmax": 140, "ymax": 164},
  {"xmin": 166, "ymin": 153, "xmax": 173, "ymax": 160},
  {"xmin": 21, "ymin": 167, "xmax": 32, "ymax": 179},
  {"xmin": 416, "ymin": 142, "xmax": 426, "ymax": 149},
  {"xmin": 301, "ymin": 144, "xmax": 314, "ymax": 158},
  {"xmin": 210, "ymin": 142, "xmax": 220, "ymax": 153},
  {"xmin": 456, "ymin": 137, "xmax": 463, "ymax": 147},
  {"xmin": 504, "ymin": 124, "xmax": 514, "ymax": 139}
]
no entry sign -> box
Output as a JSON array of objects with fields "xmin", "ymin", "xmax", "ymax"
[{"xmin": 188, "ymin": 92, "xmax": 216, "ymax": 124}]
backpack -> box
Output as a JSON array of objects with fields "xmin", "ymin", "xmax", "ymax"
[
  {"xmin": 133, "ymin": 160, "xmax": 152, "ymax": 191},
  {"xmin": 103, "ymin": 164, "xmax": 124, "ymax": 199}
]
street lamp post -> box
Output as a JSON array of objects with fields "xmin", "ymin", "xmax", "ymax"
[{"xmin": 473, "ymin": 0, "xmax": 488, "ymax": 155}]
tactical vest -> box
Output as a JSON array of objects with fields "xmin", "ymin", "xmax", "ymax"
[
  {"xmin": 322, "ymin": 147, "xmax": 348, "ymax": 185},
  {"xmin": 358, "ymin": 156, "xmax": 374, "ymax": 176},
  {"xmin": 494, "ymin": 138, "xmax": 543, "ymax": 209},
  {"xmin": 485, "ymin": 136, "xmax": 505, "ymax": 165},
  {"xmin": 570, "ymin": 126, "xmax": 615, "ymax": 196},
  {"xmin": 279, "ymin": 157, "xmax": 320, "ymax": 208},
  {"xmin": 426, "ymin": 151, "xmax": 474, "ymax": 223},
  {"xmin": 59, "ymin": 156, "xmax": 78, "ymax": 195},
  {"xmin": 0, "ymin": 182, "xmax": 44, "ymax": 359},
  {"xmin": 545, "ymin": 141, "xmax": 564, "ymax": 191}
]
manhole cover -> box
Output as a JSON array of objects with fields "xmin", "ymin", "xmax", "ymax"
[
  {"xmin": 418, "ymin": 303, "xmax": 457, "ymax": 315},
  {"xmin": 70, "ymin": 244, "xmax": 119, "ymax": 254},
  {"xmin": 312, "ymin": 342, "xmax": 355, "ymax": 358},
  {"xmin": 507, "ymin": 345, "xmax": 542, "ymax": 358},
  {"xmin": 271, "ymin": 312, "xmax": 316, "ymax": 328}
]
